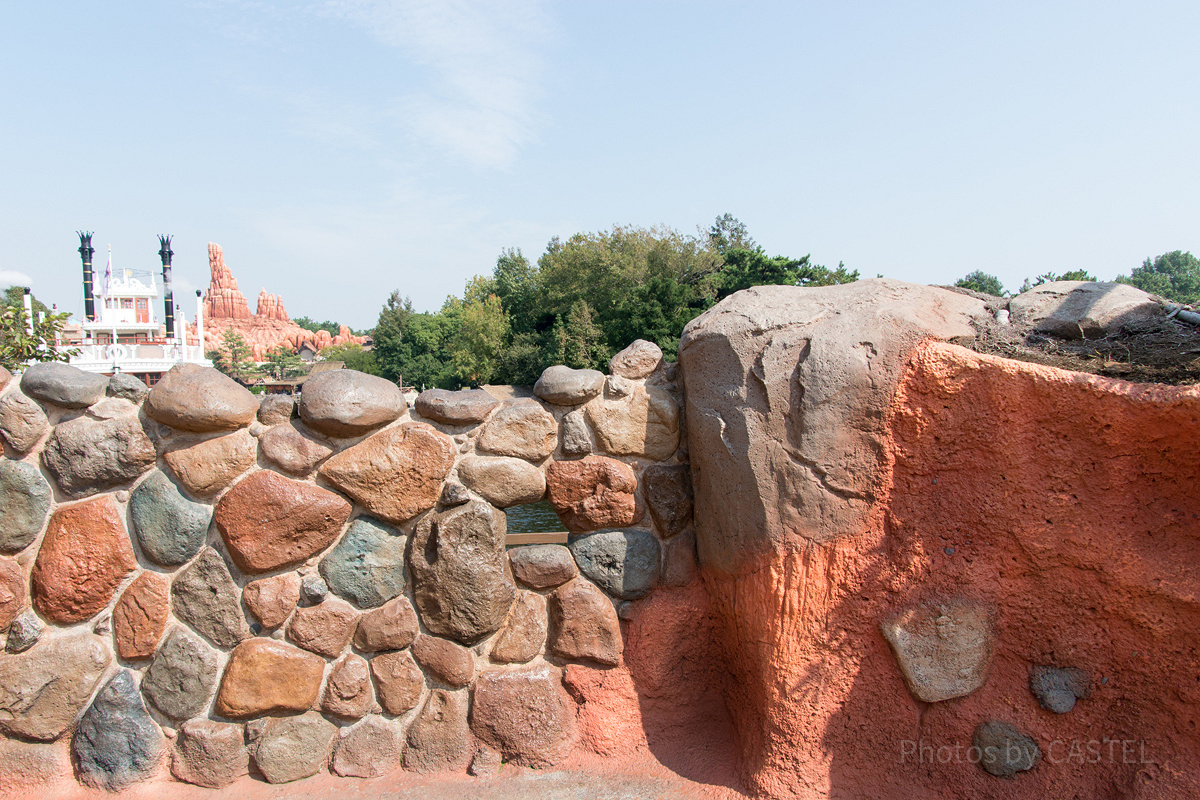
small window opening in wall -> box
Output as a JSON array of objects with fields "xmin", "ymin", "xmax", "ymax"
[{"xmin": 505, "ymin": 499, "xmax": 568, "ymax": 547}]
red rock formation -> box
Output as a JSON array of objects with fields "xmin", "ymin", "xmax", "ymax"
[
  {"xmin": 255, "ymin": 289, "xmax": 289, "ymax": 322},
  {"xmin": 205, "ymin": 244, "xmax": 252, "ymax": 320}
]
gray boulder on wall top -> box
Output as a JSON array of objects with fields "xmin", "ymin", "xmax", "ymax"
[{"xmin": 19, "ymin": 362, "xmax": 108, "ymax": 408}]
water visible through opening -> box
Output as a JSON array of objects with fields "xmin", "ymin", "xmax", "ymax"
[{"xmin": 504, "ymin": 498, "xmax": 565, "ymax": 533}]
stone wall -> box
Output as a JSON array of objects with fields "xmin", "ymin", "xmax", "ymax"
[{"xmin": 0, "ymin": 339, "xmax": 703, "ymax": 791}]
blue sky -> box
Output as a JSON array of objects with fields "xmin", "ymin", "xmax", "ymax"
[{"xmin": 3, "ymin": 1, "xmax": 1198, "ymax": 329}]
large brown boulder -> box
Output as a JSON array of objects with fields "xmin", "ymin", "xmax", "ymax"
[
  {"xmin": 145, "ymin": 363, "xmax": 258, "ymax": 432},
  {"xmin": 215, "ymin": 638, "xmax": 325, "ymax": 718},
  {"xmin": 470, "ymin": 666, "xmax": 577, "ymax": 767},
  {"xmin": 0, "ymin": 632, "xmax": 111, "ymax": 741},
  {"xmin": 162, "ymin": 428, "xmax": 257, "ymax": 497},
  {"xmin": 41, "ymin": 414, "xmax": 156, "ymax": 497},
  {"xmin": 548, "ymin": 578, "xmax": 622, "ymax": 666},
  {"xmin": 297, "ymin": 369, "xmax": 405, "ymax": 437},
  {"xmin": 545, "ymin": 455, "xmax": 638, "ymax": 532}
]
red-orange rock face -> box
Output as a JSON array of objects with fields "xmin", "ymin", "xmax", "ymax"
[
  {"xmin": 242, "ymin": 573, "xmax": 300, "ymax": 629},
  {"xmin": 545, "ymin": 455, "xmax": 638, "ymax": 532},
  {"xmin": 214, "ymin": 470, "xmax": 352, "ymax": 573},
  {"xmin": 112, "ymin": 572, "xmax": 170, "ymax": 660},
  {"xmin": 204, "ymin": 243, "xmax": 252, "ymax": 320},
  {"xmin": 31, "ymin": 496, "xmax": 137, "ymax": 624}
]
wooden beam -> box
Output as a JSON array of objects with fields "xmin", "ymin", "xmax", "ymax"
[{"xmin": 505, "ymin": 532, "xmax": 569, "ymax": 546}]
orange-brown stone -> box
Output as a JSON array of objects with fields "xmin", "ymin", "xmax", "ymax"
[
  {"xmin": 370, "ymin": 650, "xmax": 425, "ymax": 715},
  {"xmin": 0, "ymin": 558, "xmax": 25, "ymax": 631},
  {"xmin": 323, "ymin": 654, "xmax": 373, "ymax": 719},
  {"xmin": 354, "ymin": 595, "xmax": 419, "ymax": 652},
  {"xmin": 242, "ymin": 573, "xmax": 300, "ymax": 629},
  {"xmin": 31, "ymin": 496, "xmax": 137, "ymax": 624},
  {"xmin": 214, "ymin": 469, "xmax": 352, "ymax": 573},
  {"xmin": 112, "ymin": 572, "xmax": 169, "ymax": 660},
  {"xmin": 545, "ymin": 455, "xmax": 638, "ymax": 532},
  {"xmin": 287, "ymin": 598, "xmax": 359, "ymax": 658},
  {"xmin": 548, "ymin": 579, "xmax": 622, "ymax": 666},
  {"xmin": 162, "ymin": 429, "xmax": 257, "ymax": 498},
  {"xmin": 412, "ymin": 635, "xmax": 474, "ymax": 688},
  {"xmin": 214, "ymin": 638, "xmax": 325, "ymax": 718}
]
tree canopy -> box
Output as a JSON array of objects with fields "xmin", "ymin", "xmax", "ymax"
[
  {"xmin": 1116, "ymin": 251, "xmax": 1200, "ymax": 305},
  {"xmin": 955, "ymin": 271, "xmax": 1006, "ymax": 296}
]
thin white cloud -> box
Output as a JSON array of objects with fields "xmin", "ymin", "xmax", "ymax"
[{"xmin": 0, "ymin": 270, "xmax": 33, "ymax": 288}]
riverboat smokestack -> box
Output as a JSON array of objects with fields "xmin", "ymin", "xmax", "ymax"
[
  {"xmin": 77, "ymin": 231, "xmax": 96, "ymax": 321},
  {"xmin": 158, "ymin": 235, "xmax": 175, "ymax": 340}
]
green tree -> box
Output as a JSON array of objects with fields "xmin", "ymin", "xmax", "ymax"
[
  {"xmin": 319, "ymin": 342, "xmax": 380, "ymax": 375},
  {"xmin": 493, "ymin": 332, "xmax": 545, "ymax": 385},
  {"xmin": 292, "ymin": 316, "xmax": 342, "ymax": 337},
  {"xmin": 955, "ymin": 271, "xmax": 1006, "ymax": 296},
  {"xmin": 492, "ymin": 248, "xmax": 543, "ymax": 336},
  {"xmin": 708, "ymin": 213, "xmax": 757, "ymax": 255},
  {"xmin": 2, "ymin": 287, "xmax": 50, "ymax": 317},
  {"xmin": 0, "ymin": 304, "xmax": 77, "ymax": 370},
  {"xmin": 1116, "ymin": 251, "xmax": 1200, "ymax": 304},
  {"xmin": 262, "ymin": 344, "xmax": 303, "ymax": 380},
  {"xmin": 207, "ymin": 328, "xmax": 254, "ymax": 383},
  {"xmin": 371, "ymin": 291, "xmax": 462, "ymax": 389},
  {"xmin": 452, "ymin": 293, "xmax": 510, "ymax": 386}
]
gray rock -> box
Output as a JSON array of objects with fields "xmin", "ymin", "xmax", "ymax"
[
  {"xmin": 171, "ymin": 719, "xmax": 248, "ymax": 789},
  {"xmin": 974, "ymin": 721, "xmax": 1041, "ymax": 777},
  {"xmin": 19, "ymin": 362, "xmax": 107, "ymax": 409},
  {"xmin": 0, "ymin": 459, "xmax": 52, "ymax": 553},
  {"xmin": 1030, "ymin": 666, "xmax": 1091, "ymax": 713},
  {"xmin": 881, "ymin": 599, "xmax": 994, "ymax": 703},
  {"xmin": 609, "ymin": 339, "xmax": 663, "ymax": 379},
  {"xmin": 533, "ymin": 365, "xmax": 605, "ymax": 405},
  {"xmin": 107, "ymin": 373, "xmax": 149, "ymax": 403},
  {"xmin": 40, "ymin": 413, "xmax": 157, "ymax": 497},
  {"xmin": 300, "ymin": 574, "xmax": 328, "ymax": 606},
  {"xmin": 569, "ymin": 529, "xmax": 660, "ymax": 600},
  {"xmin": 299, "ymin": 369, "xmax": 405, "ymax": 438},
  {"xmin": 129, "ymin": 470, "xmax": 212, "ymax": 567},
  {"xmin": 660, "ymin": 528, "xmax": 699, "ymax": 587},
  {"xmin": 145, "ymin": 363, "xmax": 258, "ymax": 433},
  {"xmin": 331, "ymin": 716, "xmax": 403, "ymax": 778},
  {"xmin": 0, "ymin": 632, "xmax": 110, "ymax": 740},
  {"xmin": 477, "ymin": 399, "xmax": 557, "ymax": 461},
  {"xmin": 508, "ymin": 544, "xmax": 577, "ymax": 590},
  {"xmin": 403, "ymin": 689, "xmax": 472, "ymax": 774},
  {"xmin": 415, "ymin": 388, "xmax": 499, "ymax": 425},
  {"xmin": 457, "ymin": 455, "xmax": 546, "ymax": 508},
  {"xmin": 4, "ymin": 608, "xmax": 43, "ymax": 653},
  {"xmin": 642, "ymin": 464, "xmax": 693, "ymax": 537},
  {"xmin": 171, "ymin": 548, "xmax": 250, "ymax": 649},
  {"xmin": 440, "ymin": 481, "xmax": 471, "ymax": 506},
  {"xmin": 141, "ymin": 627, "xmax": 219, "ymax": 720},
  {"xmin": 254, "ymin": 712, "xmax": 337, "ymax": 784},
  {"xmin": 409, "ymin": 500, "xmax": 515, "ymax": 645},
  {"xmin": 0, "ymin": 392, "xmax": 49, "ymax": 454},
  {"xmin": 1009, "ymin": 280, "xmax": 1161, "ymax": 339},
  {"xmin": 320, "ymin": 516, "xmax": 408, "ymax": 609},
  {"xmin": 257, "ymin": 394, "xmax": 294, "ymax": 426},
  {"xmin": 73, "ymin": 670, "xmax": 164, "ymax": 791},
  {"xmin": 559, "ymin": 409, "xmax": 593, "ymax": 456}
]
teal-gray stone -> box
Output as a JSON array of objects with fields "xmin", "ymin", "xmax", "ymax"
[
  {"xmin": 569, "ymin": 529, "xmax": 660, "ymax": 600},
  {"xmin": 0, "ymin": 459, "xmax": 52, "ymax": 554},
  {"xmin": 41, "ymin": 414, "xmax": 157, "ymax": 497},
  {"xmin": 73, "ymin": 670, "xmax": 164, "ymax": 791},
  {"xmin": 130, "ymin": 470, "xmax": 211, "ymax": 566},
  {"xmin": 141, "ymin": 627, "xmax": 219, "ymax": 720},
  {"xmin": 19, "ymin": 362, "xmax": 108, "ymax": 409},
  {"xmin": 107, "ymin": 373, "xmax": 149, "ymax": 404},
  {"xmin": 320, "ymin": 517, "xmax": 407, "ymax": 609},
  {"xmin": 171, "ymin": 548, "xmax": 250, "ymax": 649}
]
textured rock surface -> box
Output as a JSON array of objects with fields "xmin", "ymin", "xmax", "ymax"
[
  {"xmin": 370, "ymin": 649, "xmax": 425, "ymax": 715},
  {"xmin": 0, "ymin": 558, "xmax": 23, "ymax": 631},
  {"xmin": 300, "ymin": 573, "xmax": 328, "ymax": 606},
  {"xmin": 354, "ymin": 595, "xmax": 419, "ymax": 652},
  {"xmin": 172, "ymin": 547, "xmax": 250, "ymax": 648},
  {"xmin": 570, "ymin": 529, "xmax": 660, "ymax": 600},
  {"xmin": 881, "ymin": 599, "xmax": 993, "ymax": 702},
  {"xmin": 254, "ymin": 712, "xmax": 336, "ymax": 784},
  {"xmin": 974, "ymin": 721, "xmax": 1041, "ymax": 777},
  {"xmin": 0, "ymin": 739, "xmax": 68, "ymax": 792},
  {"xmin": 243, "ymin": 572, "xmax": 300, "ymax": 629},
  {"xmin": 41, "ymin": 413, "xmax": 156, "ymax": 496},
  {"xmin": 288, "ymin": 597, "xmax": 359, "ymax": 657},
  {"xmin": 215, "ymin": 469, "xmax": 353, "ymax": 573},
  {"xmin": 1009, "ymin": 280, "xmax": 1161, "ymax": 339},
  {"xmin": 559, "ymin": 409, "xmax": 593, "ymax": 455},
  {"xmin": 0, "ymin": 392, "xmax": 49, "ymax": 453},
  {"xmin": 19, "ymin": 362, "xmax": 107, "ymax": 408},
  {"xmin": 403, "ymin": 689, "xmax": 471, "ymax": 773},
  {"xmin": 439, "ymin": 481, "xmax": 471, "ymax": 506},
  {"xmin": 533, "ymin": 365, "xmax": 605, "ymax": 405},
  {"xmin": 660, "ymin": 528, "xmax": 699, "ymax": 587},
  {"xmin": 332, "ymin": 716, "xmax": 402, "ymax": 778},
  {"xmin": 0, "ymin": 632, "xmax": 111, "ymax": 741},
  {"xmin": 112, "ymin": 571, "xmax": 170, "ymax": 660},
  {"xmin": 141, "ymin": 626, "xmax": 219, "ymax": 720},
  {"xmin": 323, "ymin": 654, "xmax": 374, "ymax": 718},
  {"xmin": 509, "ymin": 544, "xmax": 577, "ymax": 589},
  {"xmin": 412, "ymin": 635, "xmax": 474, "ymax": 688},
  {"xmin": 320, "ymin": 516, "xmax": 408, "ymax": 609},
  {"xmin": 298, "ymin": 369, "xmax": 405, "ymax": 437},
  {"xmin": 319, "ymin": 423, "xmax": 455, "ymax": 524},
  {"xmin": 609, "ymin": 339, "xmax": 663, "ymax": 379},
  {"xmin": 107, "ymin": 373, "xmax": 149, "ymax": 403},
  {"xmin": 548, "ymin": 579, "xmax": 622, "ymax": 666},
  {"xmin": 171, "ymin": 719, "xmax": 248, "ymax": 789},
  {"xmin": 73, "ymin": 670, "xmax": 163, "ymax": 791},
  {"xmin": 162, "ymin": 428, "xmax": 257, "ymax": 497},
  {"xmin": 545, "ymin": 456, "xmax": 638, "ymax": 532},
  {"xmin": 257, "ymin": 394, "xmax": 294, "ymax": 426},
  {"xmin": 409, "ymin": 500, "xmax": 515, "ymax": 645},
  {"xmin": 145, "ymin": 363, "xmax": 258, "ymax": 432},
  {"xmin": 477, "ymin": 399, "xmax": 557, "ymax": 461},
  {"xmin": 457, "ymin": 455, "xmax": 546, "ymax": 508},
  {"xmin": 4, "ymin": 609, "xmax": 41, "ymax": 653},
  {"xmin": 130, "ymin": 470, "xmax": 212, "ymax": 566},
  {"xmin": 414, "ymin": 388, "xmax": 499, "ymax": 425},
  {"xmin": 586, "ymin": 384, "xmax": 679, "ymax": 460},
  {"xmin": 642, "ymin": 463, "xmax": 693, "ymax": 537},
  {"xmin": 1030, "ymin": 665, "xmax": 1091, "ymax": 713},
  {"xmin": 258, "ymin": 421, "xmax": 333, "ymax": 475},
  {"xmin": 471, "ymin": 666, "xmax": 577, "ymax": 768},
  {"xmin": 32, "ymin": 495, "xmax": 136, "ymax": 623},
  {"xmin": 0, "ymin": 458, "xmax": 51, "ymax": 553},
  {"xmin": 215, "ymin": 638, "xmax": 325, "ymax": 718},
  {"xmin": 490, "ymin": 590, "xmax": 547, "ymax": 664},
  {"xmin": 468, "ymin": 745, "xmax": 502, "ymax": 778}
]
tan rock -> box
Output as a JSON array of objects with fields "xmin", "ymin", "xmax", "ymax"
[
  {"xmin": 412, "ymin": 635, "xmax": 474, "ymax": 688},
  {"xmin": 586, "ymin": 384, "xmax": 679, "ymax": 460},
  {"xmin": 319, "ymin": 423, "xmax": 454, "ymax": 524},
  {"xmin": 112, "ymin": 571, "xmax": 169, "ymax": 660},
  {"xmin": 1009, "ymin": 280, "xmax": 1162, "ymax": 339},
  {"xmin": 0, "ymin": 558, "xmax": 25, "ymax": 631},
  {"xmin": 215, "ymin": 638, "xmax": 325, "ymax": 718},
  {"xmin": 508, "ymin": 544, "xmax": 577, "ymax": 589},
  {"xmin": 215, "ymin": 469, "xmax": 353, "ymax": 573},
  {"xmin": 403, "ymin": 689, "xmax": 471, "ymax": 773},
  {"xmin": 243, "ymin": 572, "xmax": 300, "ymax": 629},
  {"xmin": 354, "ymin": 595, "xmax": 420, "ymax": 652},
  {"xmin": 0, "ymin": 392, "xmax": 49, "ymax": 454},
  {"xmin": 471, "ymin": 666, "xmax": 577, "ymax": 768},
  {"xmin": 162, "ymin": 428, "xmax": 257, "ymax": 498},
  {"xmin": 288, "ymin": 597, "xmax": 359, "ymax": 658},
  {"xmin": 257, "ymin": 394, "xmax": 294, "ymax": 426},
  {"xmin": 31, "ymin": 495, "xmax": 137, "ymax": 624},
  {"xmin": 881, "ymin": 599, "xmax": 994, "ymax": 703},
  {"xmin": 258, "ymin": 422, "xmax": 333, "ymax": 476},
  {"xmin": 477, "ymin": 399, "xmax": 557, "ymax": 461},
  {"xmin": 490, "ymin": 590, "xmax": 547, "ymax": 664},
  {"xmin": 549, "ymin": 579, "xmax": 622, "ymax": 666},
  {"xmin": 609, "ymin": 339, "xmax": 663, "ymax": 379},
  {"xmin": 254, "ymin": 712, "xmax": 336, "ymax": 784},
  {"xmin": 171, "ymin": 719, "xmax": 248, "ymax": 789},
  {"xmin": 298, "ymin": 369, "xmax": 406, "ymax": 438},
  {"xmin": 545, "ymin": 455, "xmax": 638, "ymax": 532},
  {"xmin": 0, "ymin": 632, "xmax": 112, "ymax": 741},
  {"xmin": 145, "ymin": 363, "xmax": 258, "ymax": 432},
  {"xmin": 323, "ymin": 654, "xmax": 374, "ymax": 719},
  {"xmin": 331, "ymin": 716, "xmax": 402, "ymax": 778},
  {"xmin": 457, "ymin": 455, "xmax": 545, "ymax": 508},
  {"xmin": 415, "ymin": 388, "xmax": 499, "ymax": 425},
  {"xmin": 370, "ymin": 650, "xmax": 425, "ymax": 715}
]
